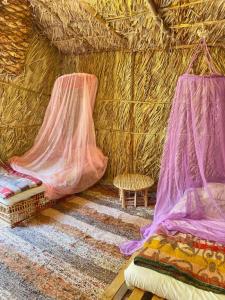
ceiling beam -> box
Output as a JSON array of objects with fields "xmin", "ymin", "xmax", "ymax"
[
  {"xmin": 160, "ymin": 0, "xmax": 204, "ymax": 11},
  {"xmin": 171, "ymin": 18, "xmax": 225, "ymax": 29}
]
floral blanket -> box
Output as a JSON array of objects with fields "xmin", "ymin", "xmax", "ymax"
[
  {"xmin": 0, "ymin": 162, "xmax": 42, "ymax": 199},
  {"xmin": 134, "ymin": 233, "xmax": 225, "ymax": 294}
]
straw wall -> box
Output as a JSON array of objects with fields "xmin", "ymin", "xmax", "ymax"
[
  {"xmin": 0, "ymin": 31, "xmax": 61, "ymax": 161},
  {"xmin": 62, "ymin": 46, "xmax": 225, "ymax": 182}
]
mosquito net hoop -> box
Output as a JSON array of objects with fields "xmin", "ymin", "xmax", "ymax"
[
  {"xmin": 120, "ymin": 39, "xmax": 225, "ymax": 255},
  {"xmin": 10, "ymin": 73, "xmax": 108, "ymax": 199}
]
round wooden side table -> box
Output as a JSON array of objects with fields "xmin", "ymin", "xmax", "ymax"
[{"xmin": 113, "ymin": 173, "xmax": 154, "ymax": 209}]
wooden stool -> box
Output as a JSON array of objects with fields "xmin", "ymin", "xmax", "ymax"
[{"xmin": 113, "ymin": 173, "xmax": 154, "ymax": 208}]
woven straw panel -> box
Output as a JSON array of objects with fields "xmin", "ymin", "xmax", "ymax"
[
  {"xmin": 0, "ymin": 126, "xmax": 40, "ymax": 160},
  {"xmin": 62, "ymin": 51, "xmax": 132, "ymax": 180},
  {"xmin": 30, "ymin": 0, "xmax": 129, "ymax": 54},
  {"xmin": 30, "ymin": 0, "xmax": 225, "ymax": 54},
  {"xmin": 0, "ymin": 31, "xmax": 61, "ymax": 161},
  {"xmin": 62, "ymin": 46, "xmax": 225, "ymax": 182},
  {"xmin": 0, "ymin": 0, "xmax": 32, "ymax": 76}
]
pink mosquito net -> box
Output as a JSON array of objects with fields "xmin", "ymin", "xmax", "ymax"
[
  {"xmin": 10, "ymin": 73, "xmax": 108, "ymax": 199},
  {"xmin": 120, "ymin": 38, "xmax": 225, "ymax": 255}
]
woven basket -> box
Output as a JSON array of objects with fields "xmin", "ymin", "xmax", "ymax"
[{"xmin": 0, "ymin": 192, "xmax": 56, "ymax": 227}]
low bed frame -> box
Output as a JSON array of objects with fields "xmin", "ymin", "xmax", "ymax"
[
  {"xmin": 0, "ymin": 192, "xmax": 56, "ymax": 227},
  {"xmin": 102, "ymin": 253, "xmax": 165, "ymax": 300}
]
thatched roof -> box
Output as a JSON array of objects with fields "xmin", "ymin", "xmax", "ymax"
[
  {"xmin": 0, "ymin": 0, "xmax": 32, "ymax": 76},
  {"xmin": 1, "ymin": 0, "xmax": 225, "ymax": 182},
  {"xmin": 29, "ymin": 0, "xmax": 225, "ymax": 54}
]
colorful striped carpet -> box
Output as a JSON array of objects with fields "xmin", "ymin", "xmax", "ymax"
[{"xmin": 0, "ymin": 185, "xmax": 154, "ymax": 300}]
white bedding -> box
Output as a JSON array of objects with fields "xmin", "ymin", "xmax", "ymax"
[
  {"xmin": 0, "ymin": 185, "xmax": 45, "ymax": 206},
  {"xmin": 125, "ymin": 261, "xmax": 225, "ymax": 300}
]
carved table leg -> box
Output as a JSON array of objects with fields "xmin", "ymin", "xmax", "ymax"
[
  {"xmin": 134, "ymin": 191, "xmax": 137, "ymax": 207},
  {"xmin": 144, "ymin": 189, "xmax": 148, "ymax": 207},
  {"xmin": 120, "ymin": 189, "xmax": 126, "ymax": 208}
]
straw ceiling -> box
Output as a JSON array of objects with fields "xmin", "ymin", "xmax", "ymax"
[
  {"xmin": 0, "ymin": 0, "xmax": 32, "ymax": 76},
  {"xmin": 1, "ymin": 0, "xmax": 225, "ymax": 181},
  {"xmin": 29, "ymin": 0, "xmax": 225, "ymax": 54}
]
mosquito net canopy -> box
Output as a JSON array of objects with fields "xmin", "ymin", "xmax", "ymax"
[
  {"xmin": 10, "ymin": 73, "xmax": 108, "ymax": 199},
  {"xmin": 121, "ymin": 39, "xmax": 225, "ymax": 255}
]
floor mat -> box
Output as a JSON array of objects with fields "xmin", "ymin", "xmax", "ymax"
[{"xmin": 0, "ymin": 185, "xmax": 154, "ymax": 300}]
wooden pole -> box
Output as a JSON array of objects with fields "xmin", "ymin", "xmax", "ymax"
[
  {"xmin": 160, "ymin": 0, "xmax": 204, "ymax": 11},
  {"xmin": 0, "ymin": 80, "xmax": 50, "ymax": 97},
  {"xmin": 170, "ymin": 19, "xmax": 225, "ymax": 29}
]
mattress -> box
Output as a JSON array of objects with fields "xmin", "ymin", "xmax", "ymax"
[
  {"xmin": 125, "ymin": 261, "xmax": 225, "ymax": 300},
  {"xmin": 0, "ymin": 185, "xmax": 46, "ymax": 206}
]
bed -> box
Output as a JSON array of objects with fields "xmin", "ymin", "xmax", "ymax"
[
  {"xmin": 125, "ymin": 261, "xmax": 225, "ymax": 300},
  {"xmin": 0, "ymin": 185, "xmax": 56, "ymax": 227},
  {"xmin": 123, "ymin": 232, "xmax": 225, "ymax": 300},
  {"xmin": 0, "ymin": 162, "xmax": 57, "ymax": 227}
]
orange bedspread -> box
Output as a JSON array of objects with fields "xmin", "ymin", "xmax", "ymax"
[{"xmin": 134, "ymin": 233, "xmax": 225, "ymax": 294}]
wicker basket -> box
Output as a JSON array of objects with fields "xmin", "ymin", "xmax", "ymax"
[{"xmin": 0, "ymin": 192, "xmax": 56, "ymax": 227}]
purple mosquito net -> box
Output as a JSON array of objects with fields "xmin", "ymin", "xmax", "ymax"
[{"xmin": 120, "ymin": 39, "xmax": 225, "ymax": 255}]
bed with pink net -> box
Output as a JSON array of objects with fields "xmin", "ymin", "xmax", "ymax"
[{"xmin": 0, "ymin": 72, "xmax": 107, "ymax": 227}]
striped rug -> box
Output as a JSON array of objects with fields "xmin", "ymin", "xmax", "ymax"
[{"xmin": 0, "ymin": 185, "xmax": 154, "ymax": 300}]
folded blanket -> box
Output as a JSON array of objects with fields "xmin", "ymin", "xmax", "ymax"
[
  {"xmin": 0, "ymin": 162, "xmax": 42, "ymax": 199},
  {"xmin": 134, "ymin": 233, "xmax": 225, "ymax": 294}
]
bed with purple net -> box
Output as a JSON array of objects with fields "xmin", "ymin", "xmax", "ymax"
[{"xmin": 122, "ymin": 39, "xmax": 225, "ymax": 300}]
